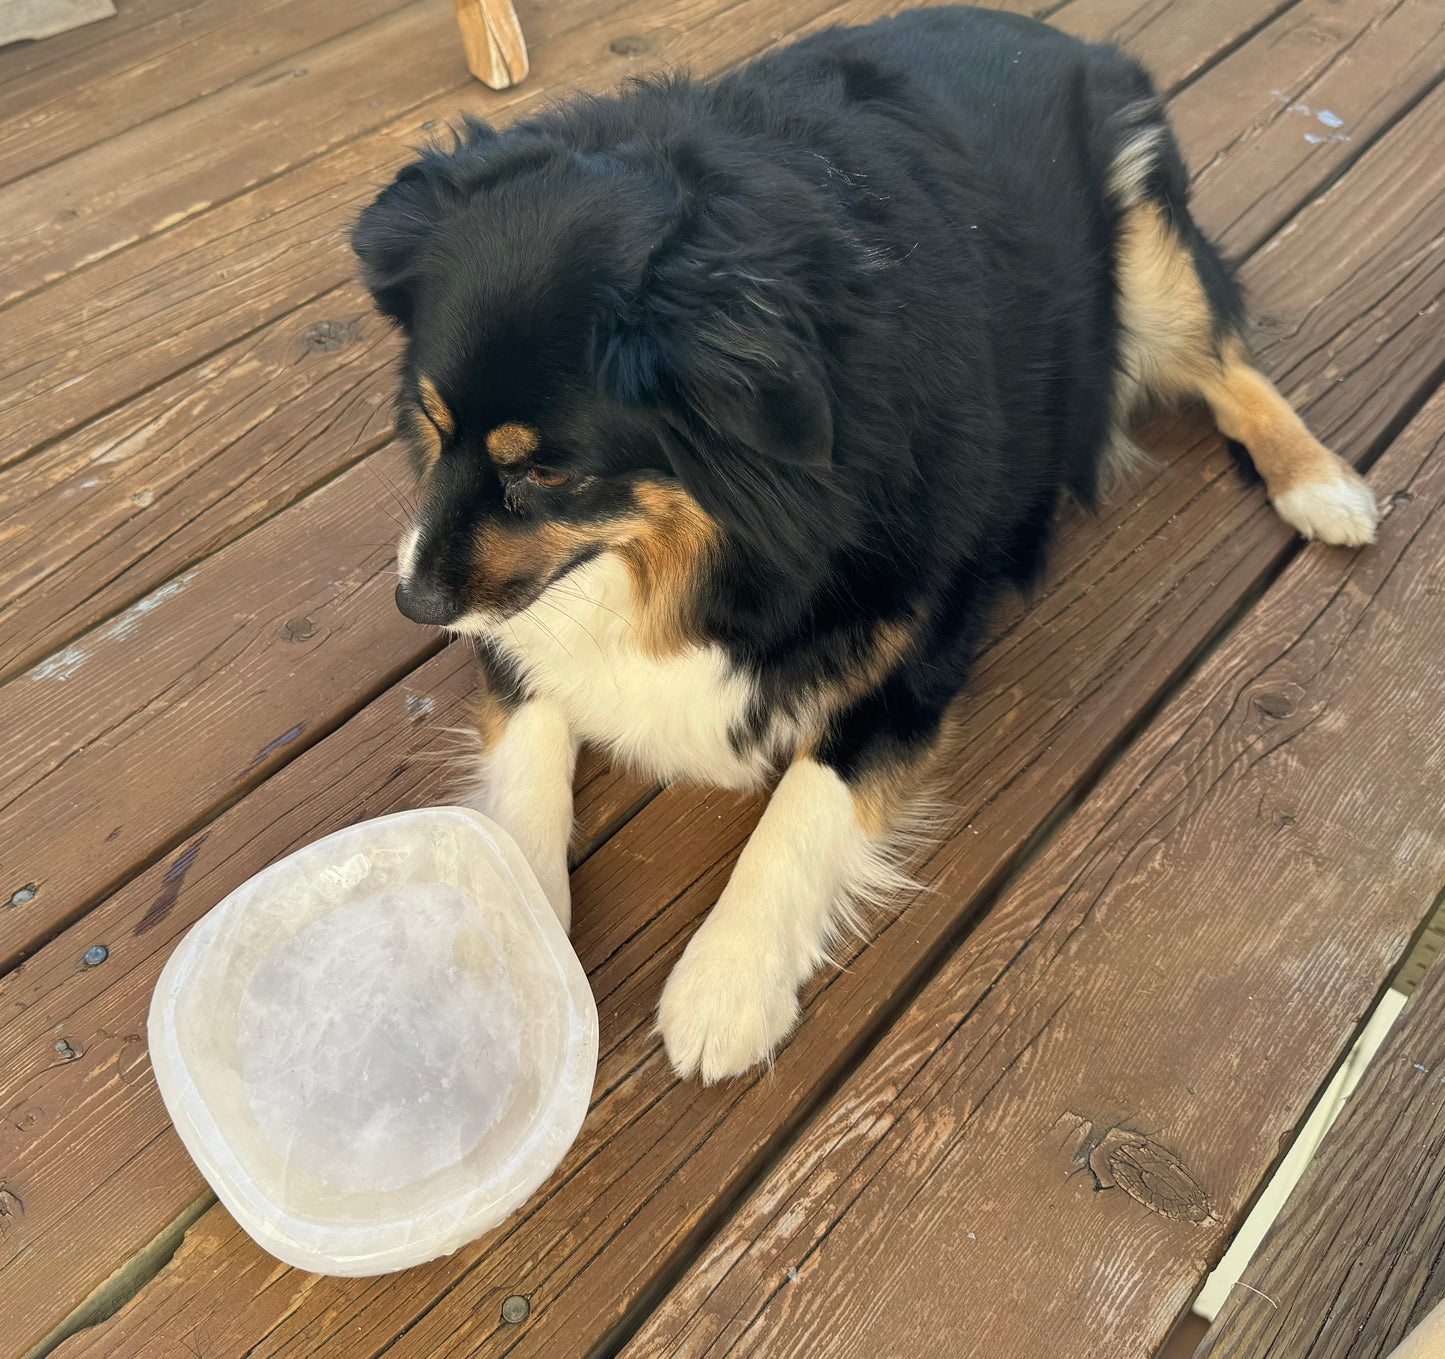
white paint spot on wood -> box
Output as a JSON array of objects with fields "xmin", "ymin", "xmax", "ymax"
[
  {"xmin": 100, "ymin": 573, "xmax": 197, "ymax": 642},
  {"xmin": 1317, "ymin": 109, "xmax": 1343, "ymax": 128},
  {"xmin": 32, "ymin": 646, "xmax": 88, "ymax": 682}
]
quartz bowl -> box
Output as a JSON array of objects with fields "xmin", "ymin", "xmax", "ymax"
[{"xmin": 148, "ymin": 806, "xmax": 597, "ymax": 1275}]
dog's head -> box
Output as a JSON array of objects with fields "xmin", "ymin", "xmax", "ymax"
[{"xmin": 352, "ymin": 112, "xmax": 851, "ymax": 635}]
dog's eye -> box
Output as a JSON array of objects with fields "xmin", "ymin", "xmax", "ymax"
[{"xmin": 527, "ymin": 468, "xmax": 570, "ymax": 488}]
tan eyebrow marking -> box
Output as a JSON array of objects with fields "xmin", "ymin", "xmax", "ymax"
[
  {"xmin": 485, "ymin": 422, "xmax": 540, "ymax": 465},
  {"xmin": 417, "ymin": 377, "xmax": 454, "ymax": 436}
]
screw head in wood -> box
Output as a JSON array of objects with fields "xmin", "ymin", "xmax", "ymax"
[
  {"xmin": 501, "ymin": 1295, "xmax": 530, "ymax": 1324},
  {"xmin": 83, "ymin": 945, "xmax": 109, "ymax": 967}
]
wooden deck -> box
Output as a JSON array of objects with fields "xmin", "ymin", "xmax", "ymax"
[{"xmin": 2, "ymin": 0, "xmax": 1444, "ymax": 1355}]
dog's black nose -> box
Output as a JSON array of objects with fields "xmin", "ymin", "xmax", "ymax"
[{"xmin": 395, "ymin": 578, "xmax": 461, "ymax": 626}]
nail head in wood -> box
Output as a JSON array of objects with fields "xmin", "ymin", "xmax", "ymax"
[{"xmin": 501, "ymin": 1294, "xmax": 530, "ymax": 1324}]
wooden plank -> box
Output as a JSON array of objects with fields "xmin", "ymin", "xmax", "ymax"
[
  {"xmin": 0, "ymin": 0, "xmax": 1290, "ymax": 468},
  {"xmin": 0, "ymin": 0, "xmax": 634, "ymax": 308},
  {"xmin": 0, "ymin": 643, "xmax": 650, "ymax": 1358},
  {"xmin": 1197, "ymin": 950, "xmax": 1445, "ymax": 1358},
  {"xmin": 0, "ymin": 281, "xmax": 398, "ymax": 684},
  {"xmin": 0, "ymin": 442, "xmax": 438, "ymax": 975},
  {"xmin": 1, "ymin": 0, "xmax": 1424, "ymax": 705},
  {"xmin": 47, "ymin": 64, "xmax": 1445, "ymax": 1359},
  {"xmin": 0, "ymin": 0, "xmax": 410, "ymax": 188},
  {"xmin": 1052, "ymin": 0, "xmax": 1295, "ymax": 88},
  {"xmin": 626, "ymin": 380, "xmax": 1445, "ymax": 1359},
  {"xmin": 0, "ymin": 0, "xmax": 196, "ymax": 84},
  {"xmin": 0, "ymin": 0, "xmax": 473, "ymax": 305},
  {"xmin": 1168, "ymin": 0, "xmax": 1445, "ymax": 256}
]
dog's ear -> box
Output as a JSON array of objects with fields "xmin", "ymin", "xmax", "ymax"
[
  {"xmin": 351, "ymin": 160, "xmax": 446, "ymax": 329},
  {"xmin": 352, "ymin": 121, "xmax": 500, "ymax": 328},
  {"xmin": 595, "ymin": 283, "xmax": 838, "ymax": 566},
  {"xmin": 591, "ymin": 135, "xmax": 844, "ymax": 561},
  {"xmin": 593, "ymin": 275, "xmax": 837, "ymax": 563}
]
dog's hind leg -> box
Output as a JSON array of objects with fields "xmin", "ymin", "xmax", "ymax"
[
  {"xmin": 1112, "ymin": 198, "xmax": 1378, "ymax": 546},
  {"xmin": 1198, "ymin": 340, "xmax": 1378, "ymax": 546}
]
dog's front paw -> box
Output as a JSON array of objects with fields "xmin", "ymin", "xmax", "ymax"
[{"xmin": 658, "ymin": 924, "xmax": 800, "ymax": 1083}]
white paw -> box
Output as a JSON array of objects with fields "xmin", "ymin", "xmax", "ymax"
[
  {"xmin": 1273, "ymin": 472, "xmax": 1378, "ymax": 547},
  {"xmin": 658, "ymin": 925, "xmax": 800, "ymax": 1083}
]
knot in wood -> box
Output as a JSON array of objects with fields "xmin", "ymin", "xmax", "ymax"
[
  {"xmin": 1089, "ymin": 1127, "xmax": 1213, "ymax": 1223},
  {"xmin": 1061, "ymin": 1115, "xmax": 1214, "ymax": 1224},
  {"xmin": 609, "ymin": 34, "xmax": 652, "ymax": 55},
  {"xmin": 300, "ymin": 319, "xmax": 359, "ymax": 354},
  {"xmin": 1253, "ymin": 681, "xmax": 1305, "ymax": 719}
]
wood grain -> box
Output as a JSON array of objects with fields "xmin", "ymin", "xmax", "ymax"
[
  {"xmin": 0, "ymin": 0, "xmax": 473, "ymax": 305},
  {"xmin": 1197, "ymin": 952, "xmax": 1445, "ymax": 1358},
  {"xmin": 0, "ymin": 442, "xmax": 438, "ymax": 975},
  {"xmin": 1169, "ymin": 0, "xmax": 1445, "ymax": 256},
  {"xmin": 0, "ymin": 282, "xmax": 398, "ymax": 683},
  {"xmin": 0, "ymin": 0, "xmax": 409, "ymax": 188},
  {"xmin": 0, "ymin": 644, "xmax": 649, "ymax": 1358},
  {"xmin": 0, "ymin": 0, "xmax": 199, "ymax": 86},
  {"xmin": 43, "ymin": 52, "xmax": 1445, "ymax": 1359},
  {"xmin": 4, "ymin": 0, "xmax": 1425, "ymax": 717},
  {"xmin": 1, "ymin": 0, "xmax": 1384, "ymax": 821},
  {"xmin": 625, "ymin": 351, "xmax": 1445, "ymax": 1359}
]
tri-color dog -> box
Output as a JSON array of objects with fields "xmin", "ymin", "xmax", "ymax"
[{"xmin": 353, "ymin": 6, "xmax": 1377, "ymax": 1082}]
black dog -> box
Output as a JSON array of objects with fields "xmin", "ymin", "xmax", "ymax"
[{"xmin": 353, "ymin": 6, "xmax": 1377, "ymax": 1082}]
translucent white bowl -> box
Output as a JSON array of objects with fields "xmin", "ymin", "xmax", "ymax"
[{"xmin": 148, "ymin": 807, "xmax": 597, "ymax": 1276}]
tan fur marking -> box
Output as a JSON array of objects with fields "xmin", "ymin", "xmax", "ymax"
[
  {"xmin": 616, "ymin": 481, "xmax": 720, "ymax": 655},
  {"xmin": 472, "ymin": 520, "xmax": 595, "ymax": 602},
  {"xmin": 1111, "ymin": 205, "xmax": 1372, "ymax": 542},
  {"xmin": 1113, "ymin": 201, "xmax": 1221, "ymax": 416},
  {"xmin": 1201, "ymin": 339, "xmax": 1342, "ymax": 497},
  {"xmin": 847, "ymin": 712, "xmax": 960, "ymax": 839},
  {"xmin": 830, "ymin": 617, "xmax": 915, "ymax": 712},
  {"xmin": 473, "ymin": 688, "xmax": 510, "ymax": 754},
  {"xmin": 486, "ymin": 422, "xmax": 541, "ymax": 465},
  {"xmin": 417, "ymin": 377, "xmax": 454, "ymax": 436},
  {"xmin": 408, "ymin": 406, "xmax": 442, "ymax": 470}
]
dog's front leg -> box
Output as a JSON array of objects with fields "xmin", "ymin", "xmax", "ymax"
[
  {"xmin": 465, "ymin": 691, "xmax": 578, "ymax": 931},
  {"xmin": 658, "ymin": 756, "xmax": 900, "ymax": 1083}
]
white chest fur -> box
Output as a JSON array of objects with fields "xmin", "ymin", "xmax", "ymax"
[{"xmin": 478, "ymin": 555, "xmax": 774, "ymax": 790}]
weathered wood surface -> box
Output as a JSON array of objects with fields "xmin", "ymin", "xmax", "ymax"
[
  {"xmin": 626, "ymin": 352, "xmax": 1445, "ymax": 1359},
  {"xmin": 1197, "ymin": 952, "xmax": 1445, "ymax": 1358},
  {"xmin": 0, "ymin": 641, "xmax": 650, "ymax": 1358},
  {"xmin": 2, "ymin": 0, "xmax": 1442, "ymax": 1355},
  {"xmin": 0, "ymin": 283, "xmax": 398, "ymax": 684},
  {"xmin": 32, "ymin": 36, "xmax": 1445, "ymax": 1359},
  {"xmin": 0, "ymin": 443, "xmax": 439, "ymax": 975},
  {"xmin": 5, "ymin": 0, "xmax": 1434, "ymax": 700},
  {"xmin": 0, "ymin": 0, "xmax": 410, "ymax": 188}
]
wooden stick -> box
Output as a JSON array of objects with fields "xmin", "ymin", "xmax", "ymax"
[
  {"xmin": 1382, "ymin": 1296, "xmax": 1445, "ymax": 1359},
  {"xmin": 450, "ymin": 0, "xmax": 528, "ymax": 89}
]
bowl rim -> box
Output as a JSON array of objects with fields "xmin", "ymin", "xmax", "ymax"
[{"xmin": 147, "ymin": 805, "xmax": 598, "ymax": 1275}]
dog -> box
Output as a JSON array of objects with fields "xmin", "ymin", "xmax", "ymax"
[{"xmin": 353, "ymin": 5, "xmax": 1378, "ymax": 1083}]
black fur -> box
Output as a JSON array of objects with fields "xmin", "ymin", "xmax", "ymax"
[{"xmin": 354, "ymin": 5, "xmax": 1240, "ymax": 785}]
